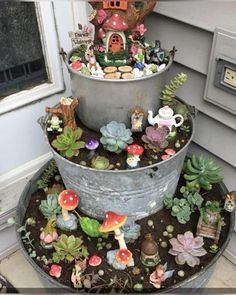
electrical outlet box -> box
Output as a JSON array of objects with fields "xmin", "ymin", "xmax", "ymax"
[
  {"xmin": 214, "ymin": 55, "xmax": 236, "ymax": 96},
  {"xmin": 204, "ymin": 28, "xmax": 236, "ymax": 114}
]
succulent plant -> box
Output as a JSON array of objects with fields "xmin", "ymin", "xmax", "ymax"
[
  {"xmin": 169, "ymin": 231, "xmax": 207, "ymax": 267},
  {"xmin": 142, "ymin": 126, "xmax": 169, "ymax": 149},
  {"xmin": 183, "ymin": 154, "xmax": 223, "ymax": 192},
  {"xmin": 180, "ymin": 124, "xmax": 191, "ymax": 133},
  {"xmin": 170, "ymin": 198, "xmax": 191, "ymax": 224},
  {"xmin": 91, "ymin": 156, "xmax": 110, "ymax": 170},
  {"xmin": 52, "ymin": 234, "xmax": 89, "ymax": 263},
  {"xmin": 200, "ymin": 201, "xmax": 222, "ymax": 225},
  {"xmin": 36, "ymin": 160, "xmax": 58, "ymax": 189},
  {"xmin": 39, "ymin": 194, "xmax": 61, "ymax": 219},
  {"xmin": 52, "ymin": 127, "xmax": 85, "ymax": 159},
  {"xmin": 160, "ymin": 73, "xmax": 187, "ymax": 106},
  {"xmin": 100, "ymin": 121, "xmax": 133, "ymax": 154}
]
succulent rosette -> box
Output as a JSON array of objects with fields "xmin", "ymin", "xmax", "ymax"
[
  {"xmin": 142, "ymin": 126, "xmax": 169, "ymax": 148},
  {"xmin": 168, "ymin": 231, "xmax": 207, "ymax": 267}
]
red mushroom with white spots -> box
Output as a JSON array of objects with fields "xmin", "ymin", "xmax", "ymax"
[
  {"xmin": 116, "ymin": 248, "xmax": 133, "ymax": 265},
  {"xmin": 89, "ymin": 255, "xmax": 102, "ymax": 267},
  {"xmin": 126, "ymin": 144, "xmax": 144, "ymax": 169},
  {"xmin": 99, "ymin": 211, "xmax": 133, "ymax": 265},
  {"xmin": 58, "ymin": 190, "xmax": 79, "ymax": 221}
]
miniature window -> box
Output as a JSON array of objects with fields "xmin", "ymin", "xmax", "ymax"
[
  {"xmin": 103, "ymin": 0, "xmax": 127, "ymax": 10},
  {"xmin": 0, "ymin": 2, "xmax": 48, "ymax": 100}
]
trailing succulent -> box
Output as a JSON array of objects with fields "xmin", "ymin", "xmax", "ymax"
[
  {"xmin": 169, "ymin": 231, "xmax": 207, "ymax": 267},
  {"xmin": 39, "ymin": 194, "xmax": 61, "ymax": 219},
  {"xmin": 164, "ymin": 191, "xmax": 203, "ymax": 224},
  {"xmin": 36, "ymin": 160, "xmax": 58, "ymax": 190},
  {"xmin": 183, "ymin": 154, "xmax": 223, "ymax": 192},
  {"xmin": 52, "ymin": 234, "xmax": 89, "ymax": 263},
  {"xmin": 160, "ymin": 73, "xmax": 187, "ymax": 106},
  {"xmin": 52, "ymin": 127, "xmax": 85, "ymax": 159},
  {"xmin": 100, "ymin": 121, "xmax": 133, "ymax": 154},
  {"xmin": 142, "ymin": 126, "xmax": 169, "ymax": 150}
]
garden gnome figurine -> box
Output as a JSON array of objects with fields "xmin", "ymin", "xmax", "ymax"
[
  {"xmin": 141, "ymin": 233, "xmax": 160, "ymax": 267},
  {"xmin": 46, "ymin": 97, "xmax": 78, "ymax": 130},
  {"xmin": 47, "ymin": 115, "xmax": 63, "ymax": 132}
]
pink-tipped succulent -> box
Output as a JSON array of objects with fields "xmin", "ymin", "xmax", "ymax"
[
  {"xmin": 142, "ymin": 126, "xmax": 169, "ymax": 148},
  {"xmin": 169, "ymin": 231, "xmax": 207, "ymax": 267}
]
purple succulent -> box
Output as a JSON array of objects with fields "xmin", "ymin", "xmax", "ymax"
[
  {"xmin": 141, "ymin": 126, "xmax": 169, "ymax": 148},
  {"xmin": 86, "ymin": 138, "xmax": 99, "ymax": 158},
  {"xmin": 168, "ymin": 231, "xmax": 207, "ymax": 267}
]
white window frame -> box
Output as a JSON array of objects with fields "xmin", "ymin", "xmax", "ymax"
[{"xmin": 0, "ymin": 2, "xmax": 64, "ymax": 115}]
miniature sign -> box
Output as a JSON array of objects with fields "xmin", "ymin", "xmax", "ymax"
[{"xmin": 69, "ymin": 24, "xmax": 93, "ymax": 48}]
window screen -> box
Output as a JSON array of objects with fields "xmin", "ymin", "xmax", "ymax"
[{"xmin": 0, "ymin": 2, "xmax": 48, "ymax": 100}]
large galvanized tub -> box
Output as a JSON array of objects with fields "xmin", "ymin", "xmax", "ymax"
[
  {"xmin": 15, "ymin": 165, "xmax": 235, "ymax": 292},
  {"xmin": 65, "ymin": 49, "xmax": 173, "ymax": 132},
  {"xmin": 39, "ymin": 102, "xmax": 195, "ymax": 227}
]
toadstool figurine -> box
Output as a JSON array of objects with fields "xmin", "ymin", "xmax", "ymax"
[
  {"xmin": 89, "ymin": 255, "xmax": 102, "ymax": 267},
  {"xmin": 85, "ymin": 138, "xmax": 99, "ymax": 159},
  {"xmin": 56, "ymin": 190, "xmax": 79, "ymax": 231},
  {"xmin": 126, "ymin": 144, "xmax": 144, "ymax": 169},
  {"xmin": 49, "ymin": 264, "xmax": 62, "ymax": 279},
  {"xmin": 99, "ymin": 211, "xmax": 134, "ymax": 269}
]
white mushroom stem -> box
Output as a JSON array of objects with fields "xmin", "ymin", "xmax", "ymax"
[
  {"xmin": 62, "ymin": 208, "xmax": 70, "ymax": 221},
  {"xmin": 114, "ymin": 228, "xmax": 127, "ymax": 249}
]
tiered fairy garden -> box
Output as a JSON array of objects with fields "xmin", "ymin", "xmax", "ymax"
[{"xmin": 13, "ymin": 0, "xmax": 235, "ymax": 292}]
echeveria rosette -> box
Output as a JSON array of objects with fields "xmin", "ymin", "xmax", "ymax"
[
  {"xmin": 100, "ymin": 121, "xmax": 133, "ymax": 154},
  {"xmin": 168, "ymin": 231, "xmax": 207, "ymax": 267},
  {"xmin": 142, "ymin": 126, "xmax": 169, "ymax": 148},
  {"xmin": 52, "ymin": 127, "xmax": 85, "ymax": 159}
]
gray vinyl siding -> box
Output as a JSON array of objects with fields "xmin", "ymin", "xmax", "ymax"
[{"xmin": 146, "ymin": 1, "xmax": 236, "ymax": 261}]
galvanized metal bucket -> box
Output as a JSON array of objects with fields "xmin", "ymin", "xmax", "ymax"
[
  {"xmin": 65, "ymin": 48, "xmax": 173, "ymax": 132},
  {"xmin": 15, "ymin": 165, "xmax": 235, "ymax": 292},
  {"xmin": 38, "ymin": 100, "xmax": 195, "ymax": 227}
]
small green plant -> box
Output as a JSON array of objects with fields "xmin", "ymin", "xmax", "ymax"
[
  {"xmin": 183, "ymin": 154, "xmax": 223, "ymax": 192},
  {"xmin": 36, "ymin": 160, "xmax": 58, "ymax": 189},
  {"xmin": 160, "ymin": 73, "xmax": 187, "ymax": 106},
  {"xmin": 91, "ymin": 156, "xmax": 111, "ymax": 170},
  {"xmin": 100, "ymin": 121, "xmax": 133, "ymax": 154},
  {"xmin": 52, "ymin": 234, "xmax": 89, "ymax": 263},
  {"xmin": 39, "ymin": 194, "xmax": 61, "ymax": 219},
  {"xmin": 8, "ymin": 217, "xmax": 36, "ymax": 250},
  {"xmin": 180, "ymin": 124, "xmax": 191, "ymax": 133},
  {"xmin": 180, "ymin": 186, "xmax": 203, "ymax": 211},
  {"xmin": 52, "ymin": 127, "xmax": 85, "ymax": 159},
  {"xmin": 200, "ymin": 201, "xmax": 222, "ymax": 225}
]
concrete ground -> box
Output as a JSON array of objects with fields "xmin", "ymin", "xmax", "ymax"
[{"xmin": 0, "ymin": 250, "xmax": 236, "ymax": 291}]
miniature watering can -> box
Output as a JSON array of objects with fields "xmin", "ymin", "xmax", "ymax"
[{"xmin": 147, "ymin": 106, "xmax": 184, "ymax": 131}]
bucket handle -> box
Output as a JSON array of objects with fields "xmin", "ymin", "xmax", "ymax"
[
  {"xmin": 37, "ymin": 115, "xmax": 47, "ymax": 131},
  {"xmin": 59, "ymin": 48, "xmax": 67, "ymax": 63}
]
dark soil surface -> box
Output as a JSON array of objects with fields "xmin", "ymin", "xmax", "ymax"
[
  {"xmin": 47, "ymin": 116, "xmax": 192, "ymax": 170},
  {"xmin": 21, "ymin": 172, "xmax": 231, "ymax": 293}
]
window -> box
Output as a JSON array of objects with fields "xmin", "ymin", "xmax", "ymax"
[
  {"xmin": 103, "ymin": 0, "xmax": 127, "ymax": 10},
  {"xmin": 0, "ymin": 2, "xmax": 48, "ymax": 100},
  {"xmin": 0, "ymin": 2, "xmax": 64, "ymax": 114}
]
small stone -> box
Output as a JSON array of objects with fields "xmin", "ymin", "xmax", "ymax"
[
  {"xmin": 163, "ymin": 231, "xmax": 168, "ymax": 237},
  {"xmin": 36, "ymin": 256, "xmax": 40, "ymax": 261},
  {"xmin": 178, "ymin": 270, "xmax": 185, "ymax": 277},
  {"xmin": 160, "ymin": 241, "xmax": 168, "ymax": 248},
  {"xmin": 98, "ymin": 246, "xmax": 103, "ymax": 251},
  {"xmin": 140, "ymin": 276, "xmax": 144, "ymax": 281},
  {"xmin": 148, "ymin": 161, "xmax": 153, "ymax": 165},
  {"xmin": 181, "ymin": 140, "xmax": 185, "ymax": 143},
  {"xmin": 175, "ymin": 141, "xmax": 181, "ymax": 149},
  {"xmin": 147, "ymin": 220, "xmax": 154, "ymax": 227},
  {"xmin": 98, "ymin": 238, "xmax": 102, "ymax": 242},
  {"xmin": 116, "ymin": 162, "xmax": 121, "ymax": 167},
  {"xmin": 80, "ymin": 161, "xmax": 87, "ymax": 166},
  {"xmin": 166, "ymin": 225, "xmax": 174, "ymax": 233},
  {"xmin": 102, "ymin": 242, "xmax": 106, "ymax": 246},
  {"xmin": 106, "ymin": 243, "xmax": 112, "ymax": 250},
  {"xmin": 54, "ymin": 175, "xmax": 61, "ymax": 182},
  {"xmin": 159, "ymin": 238, "xmax": 162, "ymax": 242},
  {"xmin": 160, "ymin": 219, "xmax": 164, "ymax": 223},
  {"xmin": 98, "ymin": 269, "xmax": 104, "ymax": 276},
  {"xmin": 168, "ymin": 233, "xmax": 173, "ymax": 238},
  {"xmin": 145, "ymin": 268, "xmax": 150, "ymax": 274},
  {"xmin": 36, "ymin": 199, "xmax": 39, "ymax": 203},
  {"xmin": 133, "ymin": 283, "xmax": 143, "ymax": 292}
]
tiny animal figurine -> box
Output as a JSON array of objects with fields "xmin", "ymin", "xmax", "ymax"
[
  {"xmin": 86, "ymin": 48, "xmax": 97, "ymax": 72},
  {"xmin": 40, "ymin": 218, "xmax": 58, "ymax": 249},
  {"xmin": 149, "ymin": 263, "xmax": 174, "ymax": 289},
  {"xmin": 130, "ymin": 107, "xmax": 145, "ymax": 132},
  {"xmin": 47, "ymin": 115, "xmax": 63, "ymax": 132},
  {"xmin": 224, "ymin": 191, "xmax": 236, "ymax": 212},
  {"xmin": 141, "ymin": 233, "xmax": 160, "ymax": 267},
  {"xmin": 146, "ymin": 40, "xmax": 165, "ymax": 65},
  {"xmin": 148, "ymin": 106, "xmax": 184, "ymax": 131}
]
